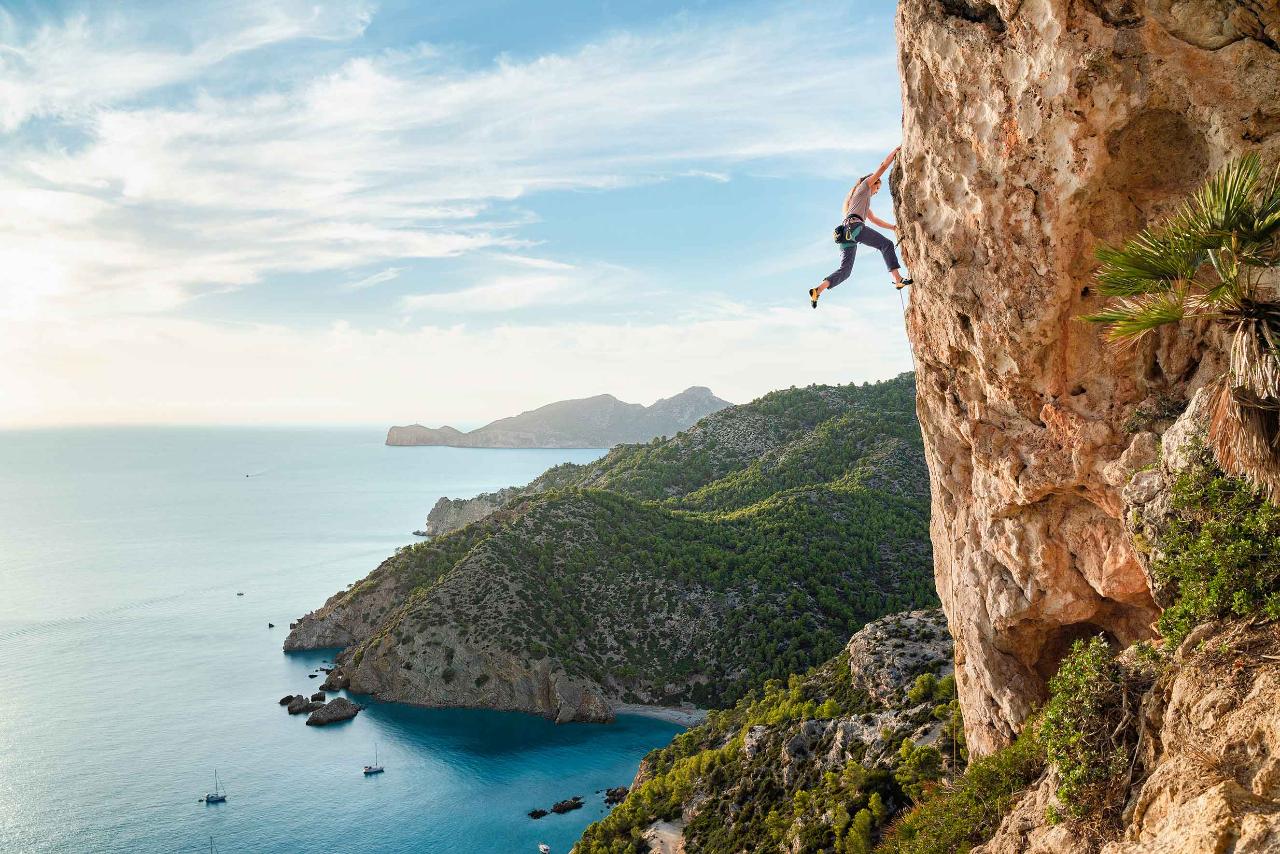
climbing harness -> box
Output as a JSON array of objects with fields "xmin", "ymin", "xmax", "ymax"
[{"xmin": 833, "ymin": 214, "xmax": 864, "ymax": 245}]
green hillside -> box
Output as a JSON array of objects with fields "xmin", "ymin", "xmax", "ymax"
[{"xmin": 289, "ymin": 373, "xmax": 936, "ymax": 713}]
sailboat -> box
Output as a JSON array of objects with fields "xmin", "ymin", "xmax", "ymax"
[
  {"xmin": 539, "ymin": 844, "xmax": 551, "ymax": 854},
  {"xmin": 202, "ymin": 770, "xmax": 227, "ymax": 803},
  {"xmin": 363, "ymin": 744, "xmax": 384, "ymax": 775}
]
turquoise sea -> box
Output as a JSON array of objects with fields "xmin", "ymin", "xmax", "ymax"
[{"xmin": 0, "ymin": 428, "xmax": 680, "ymax": 853}]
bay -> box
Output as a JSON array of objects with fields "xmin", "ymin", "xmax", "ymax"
[{"xmin": 0, "ymin": 427, "xmax": 678, "ymax": 853}]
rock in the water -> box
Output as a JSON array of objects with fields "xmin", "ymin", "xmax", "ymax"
[
  {"xmin": 550, "ymin": 796, "xmax": 584, "ymax": 814},
  {"xmin": 268, "ymin": 622, "xmax": 274, "ymax": 628},
  {"xmin": 305, "ymin": 696, "xmax": 363, "ymax": 726},
  {"xmin": 320, "ymin": 670, "xmax": 350, "ymax": 691},
  {"xmin": 308, "ymin": 673, "xmax": 318, "ymax": 679},
  {"xmin": 528, "ymin": 809, "xmax": 548, "ymax": 820},
  {"xmin": 309, "ymin": 691, "xmax": 325, "ymax": 702},
  {"xmin": 287, "ymin": 695, "xmax": 324, "ymax": 715},
  {"xmin": 604, "ymin": 786, "xmax": 629, "ymax": 806},
  {"xmin": 895, "ymin": 0, "xmax": 1279, "ymax": 755},
  {"xmin": 278, "ymin": 694, "xmax": 295, "ymax": 706}
]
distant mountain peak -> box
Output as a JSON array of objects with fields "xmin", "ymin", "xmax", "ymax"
[{"xmin": 386, "ymin": 387, "xmax": 730, "ymax": 449}]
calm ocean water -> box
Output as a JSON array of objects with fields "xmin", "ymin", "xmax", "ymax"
[{"xmin": 0, "ymin": 427, "xmax": 679, "ymax": 853}]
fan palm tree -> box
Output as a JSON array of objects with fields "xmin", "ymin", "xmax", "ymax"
[{"xmin": 1086, "ymin": 153, "xmax": 1280, "ymax": 500}]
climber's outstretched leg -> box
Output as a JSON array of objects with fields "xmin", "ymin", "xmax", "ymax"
[
  {"xmin": 810, "ymin": 244, "xmax": 857, "ymax": 308},
  {"xmin": 856, "ymin": 225, "xmax": 913, "ymax": 290}
]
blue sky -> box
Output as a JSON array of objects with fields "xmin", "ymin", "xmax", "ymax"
[{"xmin": 0, "ymin": 0, "xmax": 911, "ymax": 426}]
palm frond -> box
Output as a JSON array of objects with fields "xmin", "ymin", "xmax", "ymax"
[
  {"xmin": 1094, "ymin": 228, "xmax": 1204, "ymax": 296},
  {"xmin": 1249, "ymin": 161, "xmax": 1280, "ymax": 239},
  {"xmin": 1083, "ymin": 289, "xmax": 1188, "ymax": 343},
  {"xmin": 1187, "ymin": 154, "xmax": 1262, "ymax": 237}
]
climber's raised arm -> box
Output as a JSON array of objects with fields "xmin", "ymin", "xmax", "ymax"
[{"xmin": 868, "ymin": 145, "xmax": 900, "ymax": 184}]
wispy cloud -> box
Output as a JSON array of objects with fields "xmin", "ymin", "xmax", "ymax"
[
  {"xmin": 0, "ymin": 1, "xmax": 374, "ymax": 131},
  {"xmin": 344, "ymin": 267, "xmax": 405, "ymax": 290},
  {"xmin": 1, "ymin": 1, "xmax": 897, "ymax": 325},
  {"xmin": 401, "ymin": 273, "xmax": 595, "ymax": 314},
  {"xmin": 1, "ymin": 1, "xmax": 907, "ymax": 424}
]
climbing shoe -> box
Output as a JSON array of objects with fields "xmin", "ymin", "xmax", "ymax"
[
  {"xmin": 809, "ymin": 287, "xmax": 819, "ymax": 308},
  {"xmin": 895, "ymin": 278, "xmax": 913, "ymax": 290}
]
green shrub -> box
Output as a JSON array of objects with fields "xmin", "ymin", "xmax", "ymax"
[
  {"xmin": 906, "ymin": 673, "xmax": 937, "ymax": 704},
  {"xmin": 875, "ymin": 727, "xmax": 1044, "ymax": 854},
  {"xmin": 1037, "ymin": 637, "xmax": 1133, "ymax": 821},
  {"xmin": 894, "ymin": 739, "xmax": 943, "ymax": 802},
  {"xmin": 1154, "ymin": 462, "xmax": 1280, "ymax": 645}
]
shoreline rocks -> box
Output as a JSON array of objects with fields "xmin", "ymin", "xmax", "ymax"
[
  {"xmin": 305, "ymin": 696, "xmax": 363, "ymax": 726},
  {"xmin": 287, "ymin": 695, "xmax": 324, "ymax": 715}
]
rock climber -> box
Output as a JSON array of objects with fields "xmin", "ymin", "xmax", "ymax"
[{"xmin": 809, "ymin": 145, "xmax": 912, "ymax": 308}]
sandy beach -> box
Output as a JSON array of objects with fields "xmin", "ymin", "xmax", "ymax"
[{"xmin": 614, "ymin": 704, "xmax": 708, "ymax": 728}]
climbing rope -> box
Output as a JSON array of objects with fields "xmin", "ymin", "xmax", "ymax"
[{"xmin": 898, "ymin": 286, "xmax": 918, "ymax": 373}]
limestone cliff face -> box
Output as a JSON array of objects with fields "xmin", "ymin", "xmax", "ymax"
[
  {"xmin": 974, "ymin": 620, "xmax": 1280, "ymax": 854},
  {"xmin": 896, "ymin": 0, "xmax": 1280, "ymax": 754}
]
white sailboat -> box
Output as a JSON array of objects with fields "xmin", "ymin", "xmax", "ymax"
[
  {"xmin": 203, "ymin": 770, "xmax": 227, "ymax": 803},
  {"xmin": 539, "ymin": 845, "xmax": 551, "ymax": 854},
  {"xmin": 363, "ymin": 744, "xmax": 384, "ymax": 775}
]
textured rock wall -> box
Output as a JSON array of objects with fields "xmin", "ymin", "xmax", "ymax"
[
  {"xmin": 974, "ymin": 620, "xmax": 1280, "ymax": 854},
  {"xmin": 895, "ymin": 0, "xmax": 1280, "ymax": 753}
]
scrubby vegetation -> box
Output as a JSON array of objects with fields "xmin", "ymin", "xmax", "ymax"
[
  {"xmin": 1153, "ymin": 460, "xmax": 1280, "ymax": 645},
  {"xmin": 874, "ymin": 729, "xmax": 1044, "ymax": 854},
  {"xmin": 576, "ymin": 612, "xmax": 962, "ymax": 854},
  {"xmin": 1086, "ymin": 153, "xmax": 1280, "ymax": 501},
  {"xmin": 319, "ymin": 374, "xmax": 935, "ymax": 710},
  {"xmin": 1036, "ymin": 637, "xmax": 1149, "ymax": 825}
]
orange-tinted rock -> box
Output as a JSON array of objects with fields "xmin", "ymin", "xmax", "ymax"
[{"xmin": 895, "ymin": 0, "xmax": 1280, "ymax": 754}]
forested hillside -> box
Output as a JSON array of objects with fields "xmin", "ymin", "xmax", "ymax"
[
  {"xmin": 575, "ymin": 610, "xmax": 970, "ymax": 853},
  {"xmin": 287, "ymin": 374, "xmax": 936, "ymax": 719}
]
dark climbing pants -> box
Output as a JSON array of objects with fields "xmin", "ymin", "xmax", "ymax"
[{"xmin": 825, "ymin": 223, "xmax": 900, "ymax": 289}]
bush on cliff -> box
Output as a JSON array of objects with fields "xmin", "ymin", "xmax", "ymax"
[
  {"xmin": 1037, "ymin": 637, "xmax": 1136, "ymax": 822},
  {"xmin": 1155, "ymin": 461, "xmax": 1280, "ymax": 645},
  {"xmin": 874, "ymin": 727, "xmax": 1044, "ymax": 854}
]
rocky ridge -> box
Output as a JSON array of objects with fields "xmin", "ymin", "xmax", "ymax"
[
  {"xmin": 387, "ymin": 386, "xmax": 729, "ymax": 449},
  {"xmin": 975, "ymin": 620, "xmax": 1280, "ymax": 854},
  {"xmin": 424, "ymin": 379, "xmax": 927, "ymax": 537}
]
